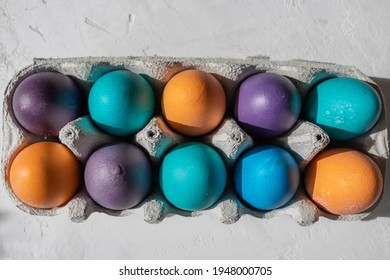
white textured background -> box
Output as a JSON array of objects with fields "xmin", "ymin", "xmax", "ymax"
[{"xmin": 1, "ymin": 0, "xmax": 390, "ymax": 259}]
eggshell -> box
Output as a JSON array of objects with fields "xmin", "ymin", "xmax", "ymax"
[
  {"xmin": 12, "ymin": 71, "xmax": 83, "ymax": 137},
  {"xmin": 9, "ymin": 142, "xmax": 81, "ymax": 209},
  {"xmin": 88, "ymin": 70, "xmax": 155, "ymax": 136},
  {"xmin": 161, "ymin": 69, "xmax": 226, "ymax": 136},
  {"xmin": 304, "ymin": 148, "xmax": 383, "ymax": 215},
  {"xmin": 84, "ymin": 142, "xmax": 152, "ymax": 210},
  {"xmin": 159, "ymin": 142, "xmax": 226, "ymax": 211},
  {"xmin": 234, "ymin": 72, "xmax": 301, "ymax": 138},
  {"xmin": 303, "ymin": 77, "xmax": 382, "ymax": 141},
  {"xmin": 234, "ymin": 145, "xmax": 300, "ymax": 210}
]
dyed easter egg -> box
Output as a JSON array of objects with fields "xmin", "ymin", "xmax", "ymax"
[
  {"xmin": 9, "ymin": 142, "xmax": 81, "ymax": 209},
  {"xmin": 162, "ymin": 69, "xmax": 226, "ymax": 136},
  {"xmin": 234, "ymin": 145, "xmax": 299, "ymax": 210},
  {"xmin": 304, "ymin": 148, "xmax": 383, "ymax": 215},
  {"xmin": 12, "ymin": 71, "xmax": 83, "ymax": 137},
  {"xmin": 303, "ymin": 77, "xmax": 381, "ymax": 140},
  {"xmin": 84, "ymin": 142, "xmax": 152, "ymax": 210},
  {"xmin": 234, "ymin": 72, "xmax": 301, "ymax": 138},
  {"xmin": 88, "ymin": 70, "xmax": 155, "ymax": 136},
  {"xmin": 159, "ymin": 142, "xmax": 226, "ymax": 211}
]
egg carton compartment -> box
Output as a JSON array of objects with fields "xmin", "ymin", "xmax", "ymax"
[{"xmin": 1, "ymin": 56, "xmax": 388, "ymax": 225}]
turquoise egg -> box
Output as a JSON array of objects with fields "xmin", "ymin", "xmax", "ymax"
[
  {"xmin": 303, "ymin": 77, "xmax": 381, "ymax": 140},
  {"xmin": 234, "ymin": 145, "xmax": 299, "ymax": 210},
  {"xmin": 88, "ymin": 70, "xmax": 155, "ymax": 136},
  {"xmin": 159, "ymin": 142, "xmax": 226, "ymax": 211}
]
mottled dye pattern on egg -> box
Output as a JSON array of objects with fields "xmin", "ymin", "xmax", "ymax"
[
  {"xmin": 304, "ymin": 148, "xmax": 383, "ymax": 215},
  {"xmin": 303, "ymin": 77, "xmax": 381, "ymax": 141},
  {"xmin": 12, "ymin": 72, "xmax": 83, "ymax": 137}
]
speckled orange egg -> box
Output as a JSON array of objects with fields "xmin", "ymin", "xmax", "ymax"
[
  {"xmin": 9, "ymin": 142, "xmax": 81, "ymax": 209},
  {"xmin": 304, "ymin": 148, "xmax": 383, "ymax": 215},
  {"xmin": 162, "ymin": 69, "xmax": 226, "ymax": 136}
]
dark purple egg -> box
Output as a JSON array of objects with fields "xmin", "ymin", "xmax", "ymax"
[
  {"xmin": 12, "ymin": 71, "xmax": 83, "ymax": 137},
  {"xmin": 234, "ymin": 72, "xmax": 301, "ymax": 138},
  {"xmin": 84, "ymin": 142, "xmax": 152, "ymax": 210}
]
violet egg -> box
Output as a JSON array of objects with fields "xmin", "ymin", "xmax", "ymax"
[
  {"xmin": 12, "ymin": 71, "xmax": 83, "ymax": 137},
  {"xmin": 84, "ymin": 142, "xmax": 152, "ymax": 210},
  {"xmin": 234, "ymin": 72, "xmax": 301, "ymax": 138}
]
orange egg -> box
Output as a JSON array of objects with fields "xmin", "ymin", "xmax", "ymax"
[
  {"xmin": 162, "ymin": 69, "xmax": 226, "ymax": 136},
  {"xmin": 9, "ymin": 142, "xmax": 81, "ymax": 209},
  {"xmin": 304, "ymin": 148, "xmax": 383, "ymax": 215}
]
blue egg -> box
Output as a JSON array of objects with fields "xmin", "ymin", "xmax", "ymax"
[
  {"xmin": 159, "ymin": 142, "xmax": 226, "ymax": 211},
  {"xmin": 88, "ymin": 70, "xmax": 155, "ymax": 136},
  {"xmin": 234, "ymin": 145, "xmax": 299, "ymax": 210},
  {"xmin": 303, "ymin": 77, "xmax": 381, "ymax": 141}
]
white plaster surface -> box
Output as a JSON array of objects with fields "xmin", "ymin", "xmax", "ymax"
[{"xmin": 1, "ymin": 0, "xmax": 390, "ymax": 259}]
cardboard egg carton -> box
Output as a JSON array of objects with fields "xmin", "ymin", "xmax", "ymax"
[{"xmin": 1, "ymin": 56, "xmax": 388, "ymax": 225}]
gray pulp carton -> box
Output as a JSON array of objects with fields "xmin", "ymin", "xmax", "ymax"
[{"xmin": 1, "ymin": 56, "xmax": 388, "ymax": 225}]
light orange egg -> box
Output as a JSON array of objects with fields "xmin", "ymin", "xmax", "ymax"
[
  {"xmin": 161, "ymin": 69, "xmax": 226, "ymax": 136},
  {"xmin": 304, "ymin": 148, "xmax": 383, "ymax": 215},
  {"xmin": 9, "ymin": 142, "xmax": 81, "ymax": 209}
]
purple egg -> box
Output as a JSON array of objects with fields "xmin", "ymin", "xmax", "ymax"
[
  {"xmin": 234, "ymin": 72, "xmax": 301, "ymax": 138},
  {"xmin": 12, "ymin": 71, "xmax": 83, "ymax": 137},
  {"xmin": 84, "ymin": 142, "xmax": 152, "ymax": 210}
]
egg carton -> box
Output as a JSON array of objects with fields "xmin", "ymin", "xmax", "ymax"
[{"xmin": 1, "ymin": 56, "xmax": 388, "ymax": 226}]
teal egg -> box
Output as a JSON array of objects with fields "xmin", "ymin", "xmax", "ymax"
[
  {"xmin": 159, "ymin": 142, "xmax": 226, "ymax": 211},
  {"xmin": 88, "ymin": 70, "xmax": 155, "ymax": 136},
  {"xmin": 303, "ymin": 77, "xmax": 381, "ymax": 140}
]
